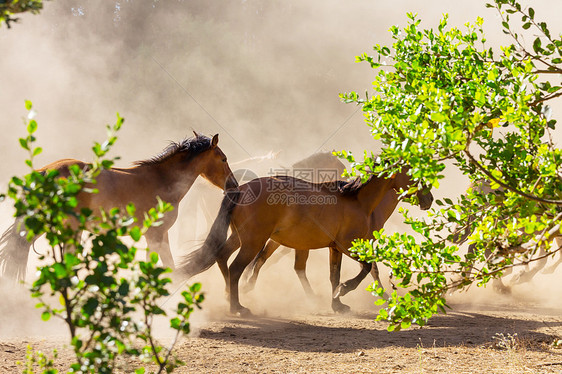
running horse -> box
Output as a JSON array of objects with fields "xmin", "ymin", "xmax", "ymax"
[
  {"xmin": 244, "ymin": 188, "xmax": 401, "ymax": 299},
  {"xmin": 178, "ymin": 168, "xmax": 433, "ymax": 315},
  {"xmin": 0, "ymin": 132, "xmax": 238, "ymax": 282},
  {"xmin": 242, "ymin": 153, "xmax": 405, "ymax": 298}
]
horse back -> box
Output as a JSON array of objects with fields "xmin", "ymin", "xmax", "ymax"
[
  {"xmin": 37, "ymin": 158, "xmax": 90, "ymax": 178},
  {"xmin": 231, "ymin": 176, "xmax": 365, "ymax": 249}
]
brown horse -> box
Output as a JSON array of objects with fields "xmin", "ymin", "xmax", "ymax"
[
  {"xmin": 178, "ymin": 170, "xmax": 433, "ymax": 315},
  {"xmin": 244, "ymin": 188, "xmax": 401, "ymax": 298},
  {"xmin": 183, "ymin": 150, "xmax": 347, "ymax": 252},
  {"xmin": 242, "ymin": 150, "xmax": 350, "ymax": 295},
  {"xmin": 0, "ymin": 132, "xmax": 238, "ymax": 282}
]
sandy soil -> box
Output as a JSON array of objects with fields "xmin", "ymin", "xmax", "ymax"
[
  {"xmin": 2, "ymin": 255, "xmax": 562, "ymax": 374},
  {"xmin": 2, "ymin": 304, "xmax": 562, "ymax": 374}
]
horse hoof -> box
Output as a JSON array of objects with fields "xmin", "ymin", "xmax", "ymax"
[
  {"xmin": 231, "ymin": 306, "xmax": 253, "ymax": 318},
  {"xmin": 332, "ymin": 301, "xmax": 351, "ymax": 314}
]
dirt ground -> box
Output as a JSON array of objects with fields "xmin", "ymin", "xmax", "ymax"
[
  {"xmin": 2, "ymin": 304, "xmax": 562, "ymax": 373},
  {"xmin": 2, "ymin": 254, "xmax": 562, "ymax": 374}
]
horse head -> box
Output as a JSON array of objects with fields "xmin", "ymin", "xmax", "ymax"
[
  {"xmin": 392, "ymin": 169, "xmax": 433, "ymax": 210},
  {"xmin": 416, "ymin": 185, "xmax": 434, "ymax": 210},
  {"xmin": 194, "ymin": 132, "xmax": 238, "ymax": 191}
]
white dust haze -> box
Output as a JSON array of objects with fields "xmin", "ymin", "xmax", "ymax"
[{"xmin": 0, "ymin": 0, "xmax": 561, "ymax": 336}]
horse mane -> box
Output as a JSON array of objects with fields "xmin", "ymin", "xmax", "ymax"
[
  {"xmin": 133, "ymin": 135, "xmax": 213, "ymax": 166},
  {"xmin": 335, "ymin": 174, "xmax": 376, "ymax": 196},
  {"xmin": 335, "ymin": 154, "xmax": 384, "ymax": 195}
]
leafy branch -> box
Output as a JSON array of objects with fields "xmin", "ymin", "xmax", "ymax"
[
  {"xmin": 9, "ymin": 102, "xmax": 204, "ymax": 373},
  {"xmin": 342, "ymin": 0, "xmax": 562, "ymax": 330}
]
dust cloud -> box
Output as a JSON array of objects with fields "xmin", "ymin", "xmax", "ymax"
[{"xmin": 1, "ymin": 0, "xmax": 561, "ymax": 336}]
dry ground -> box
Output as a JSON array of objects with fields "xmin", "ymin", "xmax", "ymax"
[
  {"xmin": 2, "ymin": 305, "xmax": 562, "ymax": 373},
  {"xmin": 2, "ymin": 252, "xmax": 562, "ymax": 373}
]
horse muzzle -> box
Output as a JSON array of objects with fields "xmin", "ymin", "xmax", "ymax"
[
  {"xmin": 417, "ymin": 190, "xmax": 434, "ymax": 210},
  {"xmin": 419, "ymin": 195, "xmax": 434, "ymax": 210}
]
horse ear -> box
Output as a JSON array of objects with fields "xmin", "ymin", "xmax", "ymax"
[
  {"xmin": 211, "ymin": 134, "xmax": 219, "ymax": 148},
  {"xmin": 193, "ymin": 130, "xmax": 200, "ymax": 138}
]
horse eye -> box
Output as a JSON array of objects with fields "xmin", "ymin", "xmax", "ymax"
[{"xmin": 222, "ymin": 158, "xmax": 227, "ymax": 162}]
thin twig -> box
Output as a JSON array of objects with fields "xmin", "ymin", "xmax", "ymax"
[{"xmin": 463, "ymin": 146, "xmax": 562, "ymax": 205}]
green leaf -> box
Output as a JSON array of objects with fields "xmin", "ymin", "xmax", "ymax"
[
  {"xmin": 126, "ymin": 204, "xmax": 136, "ymax": 217},
  {"xmin": 533, "ymin": 37, "xmax": 542, "ymax": 53},
  {"xmin": 190, "ymin": 282, "xmax": 202, "ymax": 293},
  {"xmin": 430, "ymin": 112, "xmax": 447, "ymax": 122},
  {"xmin": 130, "ymin": 226, "xmax": 142, "ymax": 241},
  {"xmin": 27, "ymin": 119, "xmax": 37, "ymax": 134},
  {"xmin": 374, "ymin": 298, "xmax": 386, "ymax": 306},
  {"xmin": 150, "ymin": 252, "xmax": 159, "ymax": 264},
  {"xmin": 19, "ymin": 138, "xmax": 29, "ymax": 150},
  {"xmin": 82, "ymin": 298, "xmax": 99, "ymax": 317},
  {"xmin": 41, "ymin": 311, "xmax": 51, "ymax": 321},
  {"xmin": 401, "ymin": 320, "xmax": 412, "ymax": 330}
]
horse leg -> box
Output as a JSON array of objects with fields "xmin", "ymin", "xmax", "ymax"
[
  {"xmin": 334, "ymin": 261, "xmax": 372, "ymax": 298},
  {"xmin": 243, "ymin": 240, "xmax": 281, "ymax": 293},
  {"xmin": 541, "ymin": 238, "xmax": 562, "ymax": 274},
  {"xmin": 0, "ymin": 220, "xmax": 34, "ymax": 283},
  {"xmin": 461, "ymin": 243, "xmax": 477, "ymax": 278},
  {"xmin": 541, "ymin": 257, "xmax": 562, "ymax": 274},
  {"xmin": 294, "ymin": 250, "xmax": 315, "ymax": 297},
  {"xmin": 491, "ymin": 255, "xmax": 512, "ymax": 294},
  {"xmin": 216, "ymin": 232, "xmax": 241, "ymax": 294},
  {"xmin": 478, "ymin": 247, "xmax": 511, "ymax": 294},
  {"xmin": 492, "ymin": 276, "xmax": 511, "ymax": 294},
  {"xmin": 228, "ymin": 237, "xmax": 269, "ymax": 316},
  {"xmin": 510, "ymin": 246, "xmax": 549, "ymax": 286},
  {"xmin": 329, "ymin": 247, "xmax": 349, "ymax": 313},
  {"xmin": 369, "ymin": 262, "xmax": 391, "ymax": 298},
  {"xmin": 370, "ymin": 262, "xmax": 383, "ymax": 286},
  {"xmin": 145, "ymin": 230, "xmax": 175, "ymax": 269}
]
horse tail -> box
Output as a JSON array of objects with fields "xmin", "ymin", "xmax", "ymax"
[
  {"xmin": 0, "ymin": 218, "xmax": 31, "ymax": 282},
  {"xmin": 177, "ymin": 190, "xmax": 240, "ymax": 278}
]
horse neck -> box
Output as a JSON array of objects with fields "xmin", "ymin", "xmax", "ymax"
[
  {"xmin": 146, "ymin": 158, "xmax": 200, "ymax": 203},
  {"xmin": 356, "ymin": 176, "xmax": 396, "ymax": 216},
  {"xmin": 374, "ymin": 190, "xmax": 400, "ymax": 225}
]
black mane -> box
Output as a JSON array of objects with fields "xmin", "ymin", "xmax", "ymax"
[
  {"xmin": 134, "ymin": 135, "xmax": 213, "ymax": 166},
  {"xmin": 334, "ymin": 174, "xmax": 376, "ymax": 196}
]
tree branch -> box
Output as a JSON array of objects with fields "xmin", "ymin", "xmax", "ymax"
[{"xmin": 463, "ymin": 146, "xmax": 562, "ymax": 205}]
